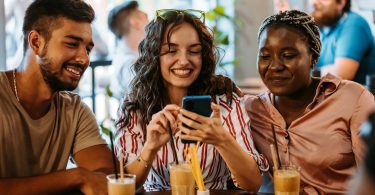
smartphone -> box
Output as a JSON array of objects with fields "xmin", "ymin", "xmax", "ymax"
[{"xmin": 181, "ymin": 95, "xmax": 212, "ymax": 144}]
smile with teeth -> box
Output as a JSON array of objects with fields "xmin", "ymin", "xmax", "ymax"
[
  {"xmin": 171, "ymin": 69, "xmax": 192, "ymax": 76},
  {"xmin": 66, "ymin": 67, "xmax": 81, "ymax": 76}
]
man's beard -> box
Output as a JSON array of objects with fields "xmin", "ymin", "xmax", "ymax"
[
  {"xmin": 39, "ymin": 54, "xmax": 81, "ymax": 92},
  {"xmin": 312, "ymin": 8, "xmax": 342, "ymax": 27}
]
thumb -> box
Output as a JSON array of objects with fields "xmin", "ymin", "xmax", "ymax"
[{"xmin": 211, "ymin": 103, "xmax": 221, "ymax": 119}]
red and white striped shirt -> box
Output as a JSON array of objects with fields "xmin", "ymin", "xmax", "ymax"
[{"xmin": 115, "ymin": 94, "xmax": 269, "ymax": 191}]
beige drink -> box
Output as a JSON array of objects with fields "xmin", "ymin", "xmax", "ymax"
[
  {"xmin": 107, "ymin": 174, "xmax": 136, "ymax": 195},
  {"xmin": 274, "ymin": 166, "xmax": 300, "ymax": 195},
  {"xmin": 170, "ymin": 163, "xmax": 195, "ymax": 195}
]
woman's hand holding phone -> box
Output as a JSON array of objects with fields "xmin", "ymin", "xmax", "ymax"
[
  {"xmin": 144, "ymin": 104, "xmax": 180, "ymax": 152},
  {"xmin": 179, "ymin": 103, "xmax": 231, "ymax": 146}
]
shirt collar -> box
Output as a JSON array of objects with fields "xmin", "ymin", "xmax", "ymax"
[
  {"xmin": 317, "ymin": 73, "xmax": 341, "ymax": 97},
  {"xmin": 261, "ymin": 74, "xmax": 341, "ymax": 115}
]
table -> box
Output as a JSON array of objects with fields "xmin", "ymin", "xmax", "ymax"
[{"xmin": 136, "ymin": 190, "xmax": 273, "ymax": 195}]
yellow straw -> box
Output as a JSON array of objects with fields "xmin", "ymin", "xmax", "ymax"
[{"xmin": 189, "ymin": 145, "xmax": 205, "ymax": 191}]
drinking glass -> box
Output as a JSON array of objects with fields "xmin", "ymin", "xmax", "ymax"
[
  {"xmin": 274, "ymin": 165, "xmax": 300, "ymax": 195},
  {"xmin": 107, "ymin": 174, "xmax": 136, "ymax": 195},
  {"xmin": 170, "ymin": 162, "xmax": 195, "ymax": 195}
]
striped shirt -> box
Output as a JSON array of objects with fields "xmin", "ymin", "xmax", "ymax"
[{"xmin": 115, "ymin": 94, "xmax": 269, "ymax": 191}]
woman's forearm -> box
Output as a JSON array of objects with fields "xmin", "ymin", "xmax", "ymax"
[
  {"xmin": 215, "ymin": 134, "xmax": 262, "ymax": 192},
  {"xmin": 125, "ymin": 144, "xmax": 158, "ymax": 190}
]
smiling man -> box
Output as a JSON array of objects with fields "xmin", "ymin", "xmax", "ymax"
[{"xmin": 0, "ymin": 0, "xmax": 114, "ymax": 194}]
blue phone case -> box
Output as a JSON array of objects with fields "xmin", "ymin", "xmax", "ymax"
[{"xmin": 181, "ymin": 95, "xmax": 212, "ymax": 144}]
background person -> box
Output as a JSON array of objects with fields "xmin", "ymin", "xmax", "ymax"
[
  {"xmin": 350, "ymin": 112, "xmax": 375, "ymax": 195},
  {"xmin": 273, "ymin": 0, "xmax": 375, "ymax": 85},
  {"xmin": 108, "ymin": 0, "xmax": 148, "ymax": 99},
  {"xmin": 246, "ymin": 10, "xmax": 375, "ymax": 194},
  {"xmin": 0, "ymin": 0, "xmax": 114, "ymax": 194},
  {"xmin": 312, "ymin": 0, "xmax": 375, "ymax": 85},
  {"xmin": 115, "ymin": 9, "xmax": 268, "ymax": 192}
]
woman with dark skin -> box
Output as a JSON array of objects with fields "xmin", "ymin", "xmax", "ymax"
[
  {"xmin": 115, "ymin": 10, "xmax": 268, "ymax": 192},
  {"xmin": 246, "ymin": 10, "xmax": 375, "ymax": 194}
]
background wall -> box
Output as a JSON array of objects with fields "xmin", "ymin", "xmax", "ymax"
[
  {"xmin": 0, "ymin": 0, "xmax": 5, "ymax": 70},
  {"xmin": 234, "ymin": 0, "xmax": 273, "ymax": 81}
]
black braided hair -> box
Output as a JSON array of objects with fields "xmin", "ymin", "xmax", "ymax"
[{"xmin": 258, "ymin": 10, "xmax": 321, "ymax": 63}]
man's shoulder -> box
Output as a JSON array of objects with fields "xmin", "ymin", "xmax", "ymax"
[
  {"xmin": 344, "ymin": 11, "xmax": 370, "ymax": 28},
  {"xmin": 55, "ymin": 91, "xmax": 86, "ymax": 109},
  {"xmin": 57, "ymin": 91, "xmax": 81, "ymax": 100}
]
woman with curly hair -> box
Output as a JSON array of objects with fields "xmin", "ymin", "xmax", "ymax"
[{"xmin": 114, "ymin": 9, "xmax": 268, "ymax": 192}]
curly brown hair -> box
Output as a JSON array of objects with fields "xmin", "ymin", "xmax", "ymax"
[{"xmin": 116, "ymin": 10, "xmax": 220, "ymax": 136}]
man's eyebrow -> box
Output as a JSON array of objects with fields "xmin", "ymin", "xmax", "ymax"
[{"xmin": 65, "ymin": 35, "xmax": 94, "ymax": 47}]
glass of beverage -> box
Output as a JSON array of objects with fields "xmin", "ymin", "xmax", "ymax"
[
  {"xmin": 274, "ymin": 165, "xmax": 300, "ymax": 195},
  {"xmin": 107, "ymin": 174, "xmax": 136, "ymax": 195},
  {"xmin": 170, "ymin": 162, "xmax": 195, "ymax": 195}
]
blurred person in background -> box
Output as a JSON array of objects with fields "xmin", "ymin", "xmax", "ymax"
[
  {"xmin": 273, "ymin": 0, "xmax": 375, "ymax": 85},
  {"xmin": 108, "ymin": 1, "xmax": 148, "ymax": 99},
  {"xmin": 350, "ymin": 112, "xmax": 375, "ymax": 195},
  {"xmin": 311, "ymin": 0, "xmax": 375, "ymax": 84},
  {"xmin": 246, "ymin": 10, "xmax": 375, "ymax": 194},
  {"xmin": 0, "ymin": 0, "xmax": 114, "ymax": 194}
]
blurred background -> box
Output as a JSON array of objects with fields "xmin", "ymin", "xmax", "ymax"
[{"xmin": 0, "ymin": 0, "xmax": 374, "ymax": 123}]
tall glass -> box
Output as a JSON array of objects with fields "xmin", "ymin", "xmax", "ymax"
[
  {"xmin": 170, "ymin": 162, "xmax": 195, "ymax": 195},
  {"xmin": 274, "ymin": 165, "xmax": 300, "ymax": 195},
  {"xmin": 107, "ymin": 174, "xmax": 136, "ymax": 195}
]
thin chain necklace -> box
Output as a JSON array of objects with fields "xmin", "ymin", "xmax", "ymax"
[{"xmin": 13, "ymin": 69, "xmax": 20, "ymax": 102}]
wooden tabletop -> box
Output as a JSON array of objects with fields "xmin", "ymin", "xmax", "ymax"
[{"xmin": 136, "ymin": 190, "xmax": 273, "ymax": 195}]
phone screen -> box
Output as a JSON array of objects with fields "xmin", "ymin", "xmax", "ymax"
[{"xmin": 181, "ymin": 95, "xmax": 212, "ymax": 144}]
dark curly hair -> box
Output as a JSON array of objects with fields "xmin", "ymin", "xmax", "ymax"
[
  {"xmin": 258, "ymin": 10, "xmax": 321, "ymax": 64},
  {"xmin": 116, "ymin": 10, "xmax": 219, "ymax": 135}
]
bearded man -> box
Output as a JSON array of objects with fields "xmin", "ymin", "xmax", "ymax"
[{"xmin": 311, "ymin": 0, "xmax": 375, "ymax": 85}]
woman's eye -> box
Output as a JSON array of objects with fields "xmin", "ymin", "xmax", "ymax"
[
  {"xmin": 190, "ymin": 50, "xmax": 201, "ymax": 55},
  {"xmin": 259, "ymin": 55, "xmax": 270, "ymax": 60},
  {"xmin": 67, "ymin": 43, "xmax": 78, "ymax": 47},
  {"xmin": 283, "ymin": 54, "xmax": 297, "ymax": 59}
]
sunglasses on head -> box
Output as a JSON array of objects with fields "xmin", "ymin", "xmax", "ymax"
[{"xmin": 154, "ymin": 9, "xmax": 205, "ymax": 24}]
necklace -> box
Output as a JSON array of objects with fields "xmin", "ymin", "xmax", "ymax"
[{"xmin": 13, "ymin": 69, "xmax": 20, "ymax": 102}]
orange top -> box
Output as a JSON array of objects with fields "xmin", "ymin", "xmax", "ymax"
[{"xmin": 246, "ymin": 74, "xmax": 375, "ymax": 194}]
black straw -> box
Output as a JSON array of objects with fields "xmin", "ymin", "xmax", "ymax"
[
  {"xmin": 168, "ymin": 127, "xmax": 179, "ymax": 164},
  {"xmin": 271, "ymin": 125, "xmax": 282, "ymax": 168},
  {"xmin": 109, "ymin": 131, "xmax": 119, "ymax": 180}
]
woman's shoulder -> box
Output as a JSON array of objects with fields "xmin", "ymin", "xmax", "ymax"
[
  {"xmin": 215, "ymin": 92, "xmax": 243, "ymax": 106},
  {"xmin": 214, "ymin": 92, "xmax": 271, "ymax": 110},
  {"xmin": 338, "ymin": 79, "xmax": 368, "ymax": 94}
]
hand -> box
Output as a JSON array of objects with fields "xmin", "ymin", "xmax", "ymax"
[
  {"xmin": 77, "ymin": 168, "xmax": 107, "ymax": 195},
  {"xmin": 179, "ymin": 103, "xmax": 230, "ymax": 146},
  {"xmin": 208, "ymin": 75, "xmax": 244, "ymax": 104},
  {"xmin": 144, "ymin": 104, "xmax": 180, "ymax": 151}
]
